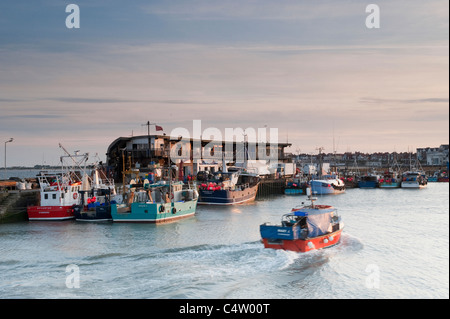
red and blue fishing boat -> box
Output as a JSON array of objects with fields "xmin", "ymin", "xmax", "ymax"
[{"xmin": 260, "ymin": 190, "xmax": 344, "ymax": 252}]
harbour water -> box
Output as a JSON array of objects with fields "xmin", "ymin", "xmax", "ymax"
[{"xmin": 0, "ymin": 183, "xmax": 448, "ymax": 299}]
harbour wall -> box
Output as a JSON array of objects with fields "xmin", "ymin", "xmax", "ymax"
[
  {"xmin": 0, "ymin": 190, "xmax": 39, "ymax": 223},
  {"xmin": 257, "ymin": 178, "xmax": 286, "ymax": 198}
]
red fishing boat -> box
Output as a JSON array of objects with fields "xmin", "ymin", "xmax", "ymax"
[
  {"xmin": 27, "ymin": 145, "xmax": 89, "ymax": 221},
  {"xmin": 260, "ymin": 190, "xmax": 344, "ymax": 252}
]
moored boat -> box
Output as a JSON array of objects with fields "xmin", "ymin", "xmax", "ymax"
[
  {"xmin": 357, "ymin": 173, "xmax": 380, "ymax": 188},
  {"xmin": 111, "ymin": 181, "xmax": 198, "ymax": 223},
  {"xmin": 378, "ymin": 170, "xmax": 401, "ymax": 188},
  {"xmin": 73, "ymin": 166, "xmax": 118, "ymax": 222},
  {"xmin": 27, "ymin": 146, "xmax": 88, "ymax": 221},
  {"xmin": 401, "ymin": 171, "xmax": 428, "ymax": 188},
  {"xmin": 342, "ymin": 175, "xmax": 359, "ymax": 188},
  {"xmin": 310, "ymin": 174, "xmax": 346, "ymax": 195},
  {"xmin": 260, "ymin": 189, "xmax": 344, "ymax": 252},
  {"xmin": 429, "ymin": 169, "xmax": 448, "ymax": 182},
  {"xmin": 284, "ymin": 178, "xmax": 308, "ymax": 195},
  {"xmin": 309, "ymin": 148, "xmax": 345, "ymax": 195},
  {"xmin": 197, "ymin": 169, "xmax": 260, "ymax": 205}
]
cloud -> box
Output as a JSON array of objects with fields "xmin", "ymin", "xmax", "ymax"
[
  {"xmin": 2, "ymin": 114, "xmax": 64, "ymax": 119},
  {"xmin": 0, "ymin": 98, "xmax": 26, "ymax": 102},
  {"xmin": 0, "ymin": 1, "xmax": 448, "ymax": 165},
  {"xmin": 142, "ymin": 0, "xmax": 360, "ymax": 21},
  {"xmin": 46, "ymin": 97, "xmax": 142, "ymax": 104},
  {"xmin": 360, "ymin": 97, "xmax": 449, "ymax": 104}
]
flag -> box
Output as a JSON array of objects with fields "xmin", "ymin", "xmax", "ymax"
[{"xmin": 155, "ymin": 125, "xmax": 163, "ymax": 131}]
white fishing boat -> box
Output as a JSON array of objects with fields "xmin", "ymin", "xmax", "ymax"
[
  {"xmin": 309, "ymin": 148, "xmax": 345, "ymax": 195},
  {"xmin": 401, "ymin": 171, "xmax": 428, "ymax": 189},
  {"xmin": 401, "ymin": 152, "xmax": 427, "ymax": 189},
  {"xmin": 310, "ymin": 174, "xmax": 346, "ymax": 195}
]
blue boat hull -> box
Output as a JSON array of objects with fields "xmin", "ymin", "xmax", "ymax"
[
  {"xmin": 284, "ymin": 188, "xmax": 305, "ymax": 195},
  {"xmin": 358, "ymin": 181, "xmax": 378, "ymax": 188},
  {"xmin": 378, "ymin": 182, "xmax": 401, "ymax": 188},
  {"xmin": 74, "ymin": 205, "xmax": 112, "ymax": 221}
]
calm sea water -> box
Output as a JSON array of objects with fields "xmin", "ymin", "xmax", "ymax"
[
  {"xmin": 0, "ymin": 183, "xmax": 448, "ymax": 299},
  {"xmin": 2, "ymin": 169, "xmax": 43, "ymax": 180}
]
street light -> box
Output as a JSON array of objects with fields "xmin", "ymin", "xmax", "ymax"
[{"xmin": 4, "ymin": 138, "xmax": 13, "ymax": 180}]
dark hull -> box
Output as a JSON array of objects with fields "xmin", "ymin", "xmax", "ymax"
[
  {"xmin": 198, "ymin": 183, "xmax": 259, "ymax": 205},
  {"xmin": 74, "ymin": 205, "xmax": 112, "ymax": 221},
  {"xmin": 358, "ymin": 181, "xmax": 378, "ymax": 188}
]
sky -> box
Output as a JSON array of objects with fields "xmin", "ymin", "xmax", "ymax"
[{"xmin": 0, "ymin": 0, "xmax": 448, "ymax": 166}]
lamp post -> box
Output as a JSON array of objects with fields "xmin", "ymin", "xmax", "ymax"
[{"xmin": 4, "ymin": 138, "xmax": 13, "ymax": 180}]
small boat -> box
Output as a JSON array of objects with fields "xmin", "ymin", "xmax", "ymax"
[
  {"xmin": 310, "ymin": 174, "xmax": 346, "ymax": 195},
  {"xmin": 111, "ymin": 181, "xmax": 198, "ymax": 223},
  {"xmin": 357, "ymin": 173, "xmax": 380, "ymax": 188},
  {"xmin": 401, "ymin": 171, "xmax": 428, "ymax": 188},
  {"xmin": 73, "ymin": 189, "xmax": 117, "ymax": 222},
  {"xmin": 73, "ymin": 166, "xmax": 118, "ymax": 222},
  {"xmin": 260, "ymin": 189, "xmax": 344, "ymax": 252},
  {"xmin": 27, "ymin": 173, "xmax": 82, "ymax": 220},
  {"xmin": 342, "ymin": 158, "xmax": 361, "ymax": 188},
  {"xmin": 284, "ymin": 177, "xmax": 308, "ymax": 195},
  {"xmin": 378, "ymin": 170, "xmax": 401, "ymax": 188},
  {"xmin": 309, "ymin": 148, "xmax": 345, "ymax": 195},
  {"xmin": 197, "ymin": 143, "xmax": 260, "ymax": 205},
  {"xmin": 401, "ymin": 152, "xmax": 428, "ymax": 188},
  {"xmin": 197, "ymin": 168, "xmax": 260, "ymax": 205},
  {"xmin": 342, "ymin": 175, "xmax": 359, "ymax": 188},
  {"xmin": 437, "ymin": 176, "xmax": 449, "ymax": 183},
  {"xmin": 429, "ymin": 170, "xmax": 448, "ymax": 182}
]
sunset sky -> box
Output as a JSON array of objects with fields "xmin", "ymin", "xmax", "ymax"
[{"xmin": 0, "ymin": 0, "xmax": 448, "ymax": 166}]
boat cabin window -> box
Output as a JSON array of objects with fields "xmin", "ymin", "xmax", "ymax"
[
  {"xmin": 52, "ymin": 194, "xmax": 56, "ymax": 200},
  {"xmin": 44, "ymin": 194, "xmax": 48, "ymax": 200}
]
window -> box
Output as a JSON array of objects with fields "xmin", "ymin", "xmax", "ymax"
[
  {"xmin": 52, "ymin": 194, "xmax": 57, "ymax": 200},
  {"xmin": 44, "ymin": 194, "xmax": 48, "ymax": 200}
]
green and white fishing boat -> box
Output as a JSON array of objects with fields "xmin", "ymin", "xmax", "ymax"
[{"xmin": 111, "ymin": 181, "xmax": 198, "ymax": 223}]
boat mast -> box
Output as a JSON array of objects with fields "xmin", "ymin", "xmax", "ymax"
[
  {"xmin": 121, "ymin": 148, "xmax": 126, "ymax": 196},
  {"xmin": 306, "ymin": 186, "xmax": 316, "ymax": 208},
  {"xmin": 58, "ymin": 143, "xmax": 89, "ymax": 183},
  {"xmin": 169, "ymin": 156, "xmax": 173, "ymax": 207},
  {"xmin": 316, "ymin": 147, "xmax": 324, "ymax": 178}
]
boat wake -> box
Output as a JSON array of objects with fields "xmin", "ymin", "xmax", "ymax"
[
  {"xmin": 153, "ymin": 232, "xmax": 363, "ymax": 272},
  {"xmin": 70, "ymin": 233, "xmax": 365, "ymax": 298},
  {"xmin": 337, "ymin": 232, "xmax": 364, "ymax": 252}
]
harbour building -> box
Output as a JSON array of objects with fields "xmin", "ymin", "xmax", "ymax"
[{"xmin": 106, "ymin": 134, "xmax": 292, "ymax": 182}]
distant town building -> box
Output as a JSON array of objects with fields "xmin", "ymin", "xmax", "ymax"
[{"xmin": 417, "ymin": 144, "xmax": 449, "ymax": 166}]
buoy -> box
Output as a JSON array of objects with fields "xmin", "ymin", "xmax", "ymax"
[
  {"xmin": 328, "ymin": 236, "xmax": 334, "ymax": 241},
  {"xmin": 323, "ymin": 239, "xmax": 329, "ymax": 244},
  {"xmin": 307, "ymin": 242, "xmax": 315, "ymax": 249}
]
